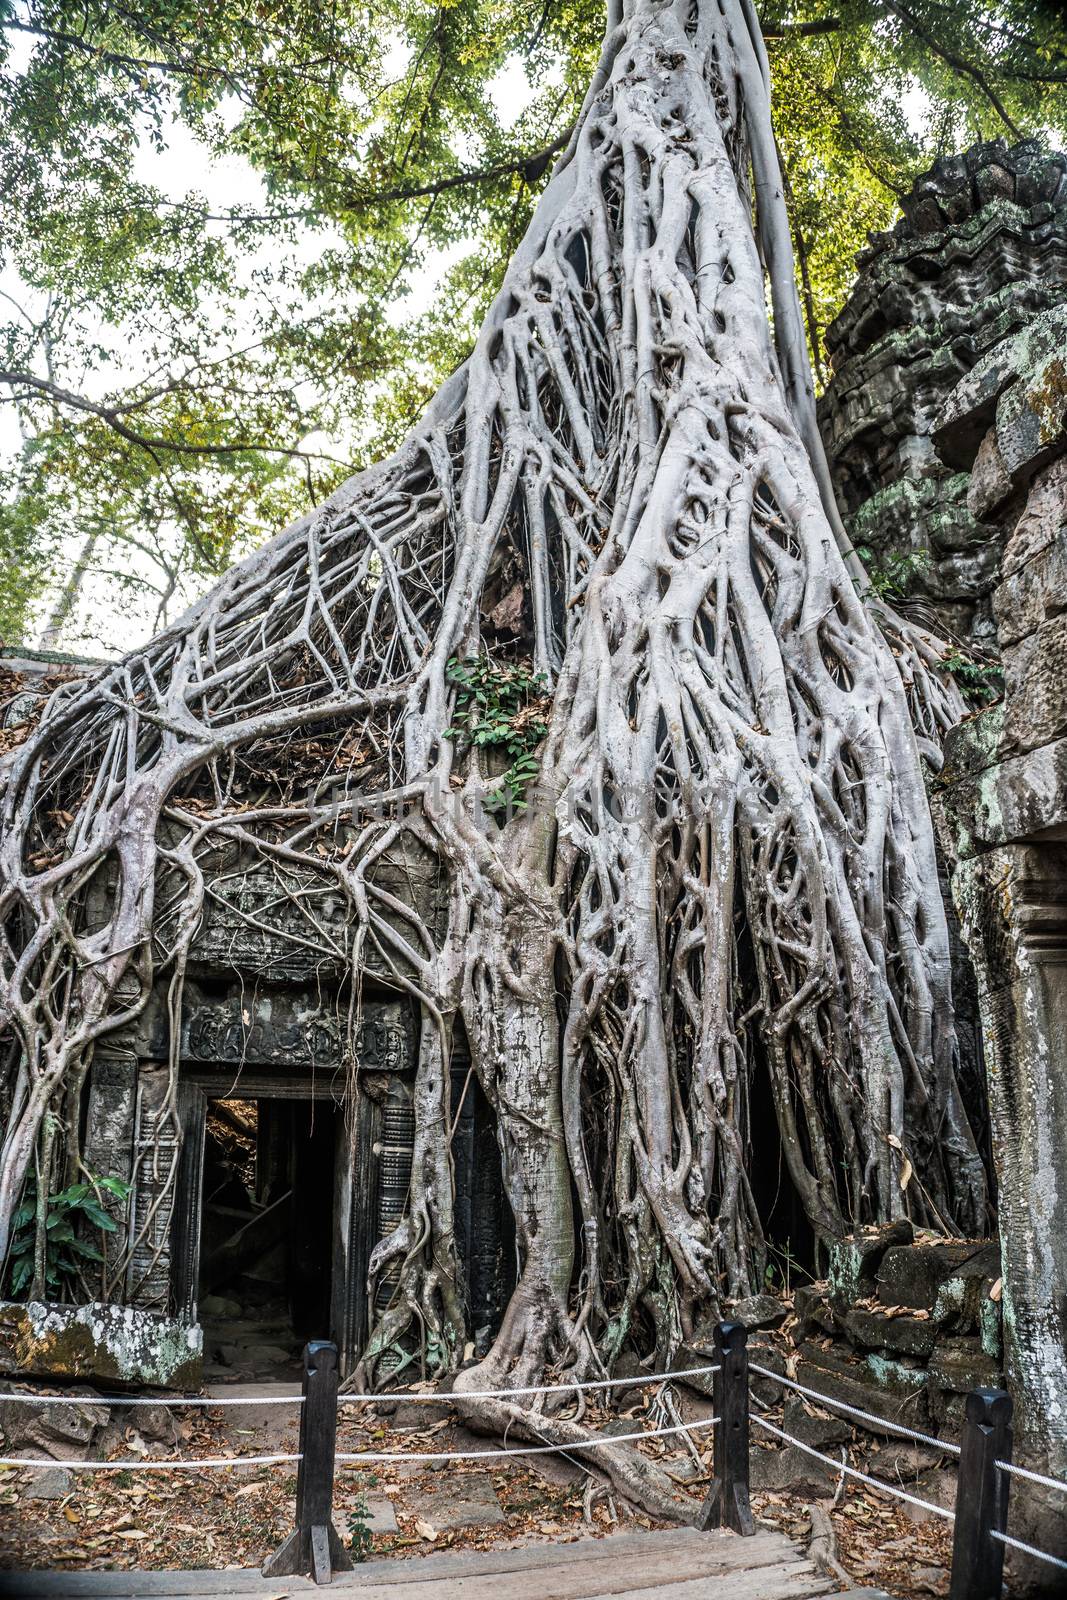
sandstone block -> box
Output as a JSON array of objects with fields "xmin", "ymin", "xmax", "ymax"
[
  {"xmin": 794, "ymin": 1340, "xmax": 933, "ymax": 1434},
  {"xmin": 21, "ymin": 1465, "xmax": 72, "ymax": 1499},
  {"xmin": 405, "ymin": 1474, "xmax": 505, "ymax": 1533},
  {"xmin": 751, "ymin": 1441, "xmax": 836, "ymax": 1495},
  {"xmin": 0, "ymin": 1300, "xmax": 202, "ymax": 1390},
  {"xmin": 966, "ymin": 427, "xmax": 1015, "ymax": 521},
  {"xmin": 842, "ymin": 1306, "xmax": 939, "ymax": 1359},
  {"xmin": 729, "ymin": 1293, "xmax": 787, "ymax": 1331},
  {"xmin": 828, "ymin": 1220, "xmax": 914, "ymax": 1308},
  {"xmin": 875, "ymin": 1240, "xmax": 994, "ymax": 1312},
  {"xmin": 793, "ymin": 1281, "xmax": 837, "ymax": 1338},
  {"xmin": 927, "ymin": 1336, "xmax": 1002, "ymax": 1396},
  {"xmin": 994, "ymin": 536, "xmax": 1067, "ymax": 647},
  {"xmin": 1001, "ymin": 612, "xmax": 1067, "ymax": 753},
  {"xmin": 0, "ymin": 1394, "xmax": 109, "ymax": 1461},
  {"xmin": 996, "ymin": 346, "xmax": 1067, "ymax": 488},
  {"xmin": 782, "ymin": 1393, "xmax": 852, "ymax": 1449}
]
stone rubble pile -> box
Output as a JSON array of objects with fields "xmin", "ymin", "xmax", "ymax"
[{"xmin": 787, "ymin": 1222, "xmax": 1002, "ymax": 1439}]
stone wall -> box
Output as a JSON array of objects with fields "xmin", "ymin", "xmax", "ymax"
[
  {"xmin": 935, "ymin": 296, "xmax": 1067, "ymax": 1589},
  {"xmin": 819, "ymin": 139, "xmax": 1067, "ymax": 647}
]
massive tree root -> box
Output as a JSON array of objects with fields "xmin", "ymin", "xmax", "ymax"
[{"xmin": 0, "ymin": 0, "xmax": 987, "ymax": 1510}]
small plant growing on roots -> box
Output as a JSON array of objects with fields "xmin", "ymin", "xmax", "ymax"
[{"xmin": 0, "ymin": 0, "xmax": 988, "ymax": 1518}]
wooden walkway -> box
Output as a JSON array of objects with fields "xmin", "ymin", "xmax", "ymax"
[{"xmin": 1, "ymin": 1529, "xmax": 894, "ymax": 1598}]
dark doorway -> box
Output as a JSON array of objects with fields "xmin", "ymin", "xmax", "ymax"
[
  {"xmin": 747, "ymin": 1058, "xmax": 817, "ymax": 1290},
  {"xmin": 197, "ymin": 1096, "xmax": 338, "ymax": 1380}
]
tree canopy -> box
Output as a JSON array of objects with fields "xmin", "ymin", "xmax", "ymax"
[{"xmin": 1, "ymin": 0, "xmax": 1064, "ymax": 648}]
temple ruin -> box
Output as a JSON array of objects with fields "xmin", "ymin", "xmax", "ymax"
[
  {"xmin": 819, "ymin": 137, "xmax": 1067, "ymax": 648},
  {"xmin": 1, "ymin": 143, "xmax": 1066, "ymax": 1571},
  {"xmin": 0, "ymin": 758, "xmax": 514, "ymax": 1385}
]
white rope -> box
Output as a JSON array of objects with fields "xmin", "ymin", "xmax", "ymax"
[
  {"xmin": 338, "ymin": 1362, "xmax": 721, "ymax": 1406},
  {"xmin": 991, "ymin": 1529, "xmax": 1067, "ymax": 1573},
  {"xmin": 337, "ymin": 1414, "xmax": 719, "ymax": 1464},
  {"xmin": 0, "ymin": 1391, "xmax": 303, "ymax": 1407},
  {"xmin": 1, "ymin": 1452, "xmax": 301, "ymax": 1471},
  {"xmin": 749, "ymin": 1361, "xmax": 961, "ymax": 1456},
  {"xmin": 996, "ymin": 1459, "xmax": 1067, "ymax": 1495},
  {"xmin": 752, "ymin": 1415, "xmax": 955, "ymax": 1523},
  {"xmin": 0, "ymin": 1362, "xmax": 720, "ymax": 1413}
]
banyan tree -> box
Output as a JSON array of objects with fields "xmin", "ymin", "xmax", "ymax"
[{"xmin": 0, "ymin": 0, "xmax": 990, "ymax": 1492}]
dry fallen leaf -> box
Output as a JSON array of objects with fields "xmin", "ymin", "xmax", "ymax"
[{"xmin": 413, "ymin": 1517, "xmax": 438, "ymax": 1542}]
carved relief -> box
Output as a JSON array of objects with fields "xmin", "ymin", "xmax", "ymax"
[
  {"xmin": 175, "ymin": 993, "xmax": 413, "ymax": 1072},
  {"xmin": 126, "ymin": 1066, "xmax": 180, "ymax": 1311}
]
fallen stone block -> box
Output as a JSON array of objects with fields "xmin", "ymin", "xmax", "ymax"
[
  {"xmin": 927, "ymin": 1335, "xmax": 1002, "ymax": 1395},
  {"xmin": 0, "ymin": 1300, "xmax": 202, "ymax": 1390},
  {"xmin": 728, "ymin": 1293, "xmax": 788, "ymax": 1331},
  {"xmin": 828, "ymin": 1221, "xmax": 914, "ymax": 1308},
  {"xmin": 842, "ymin": 1305, "xmax": 939, "ymax": 1360},
  {"xmin": 875, "ymin": 1239, "xmax": 996, "ymax": 1313},
  {"xmin": 751, "ymin": 1439, "xmax": 838, "ymax": 1496},
  {"xmin": 793, "ymin": 1282, "xmax": 837, "ymax": 1338},
  {"xmin": 405, "ymin": 1474, "xmax": 506, "ymax": 1534},
  {"xmin": 795, "ymin": 1340, "xmax": 934, "ymax": 1435},
  {"xmin": 21, "ymin": 1465, "xmax": 72, "ymax": 1500},
  {"xmin": 782, "ymin": 1393, "xmax": 852, "ymax": 1450},
  {"xmin": 0, "ymin": 1393, "xmax": 109, "ymax": 1461}
]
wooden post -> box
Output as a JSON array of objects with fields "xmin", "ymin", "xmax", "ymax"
[
  {"xmin": 262, "ymin": 1340, "xmax": 353, "ymax": 1585},
  {"xmin": 949, "ymin": 1387, "xmax": 1013, "ymax": 1600},
  {"xmin": 697, "ymin": 1321, "xmax": 754, "ymax": 1535}
]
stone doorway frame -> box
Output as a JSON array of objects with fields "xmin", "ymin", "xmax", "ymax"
[{"xmin": 171, "ymin": 1069, "xmax": 381, "ymax": 1375}]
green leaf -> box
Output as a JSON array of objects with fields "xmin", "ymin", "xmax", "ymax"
[
  {"xmin": 9, "ymin": 1257, "xmax": 33, "ymax": 1296},
  {"xmin": 69, "ymin": 1238, "xmax": 104, "ymax": 1262},
  {"xmin": 94, "ymin": 1177, "xmax": 132, "ymax": 1200},
  {"xmin": 79, "ymin": 1201, "xmax": 118, "ymax": 1231}
]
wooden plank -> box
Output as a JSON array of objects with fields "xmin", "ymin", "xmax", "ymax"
[
  {"xmin": 324, "ymin": 1550, "xmax": 828, "ymax": 1600},
  {"xmin": 347, "ymin": 1529, "xmax": 800, "ymax": 1585},
  {"xmin": 583, "ymin": 1569, "xmax": 834, "ymax": 1600},
  {"xmin": 0, "ymin": 1528, "xmax": 883, "ymax": 1599}
]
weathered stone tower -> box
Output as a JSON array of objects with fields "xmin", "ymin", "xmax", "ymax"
[{"xmin": 819, "ymin": 138, "xmax": 1067, "ymax": 648}]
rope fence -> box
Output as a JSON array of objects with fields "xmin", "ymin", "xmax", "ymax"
[
  {"xmin": 748, "ymin": 1360, "xmax": 962, "ymax": 1456},
  {"xmin": 750, "ymin": 1413, "xmax": 955, "ymax": 1523},
  {"xmin": 0, "ymin": 1390, "xmax": 304, "ymax": 1408},
  {"xmin": 0, "ymin": 1359, "xmax": 720, "ymax": 1413},
  {"xmin": 991, "ymin": 1527, "xmax": 1067, "ymax": 1574},
  {"xmin": 2, "ymin": 1322, "xmax": 1066, "ymax": 1591},
  {"xmin": 0, "ymin": 1451, "xmax": 301, "ymax": 1470},
  {"xmin": 337, "ymin": 1415, "xmax": 719, "ymax": 1465},
  {"xmin": 995, "ymin": 1457, "xmax": 1067, "ymax": 1494}
]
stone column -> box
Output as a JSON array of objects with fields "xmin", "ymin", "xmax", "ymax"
[
  {"xmin": 935, "ymin": 300, "xmax": 1067, "ymax": 1588},
  {"xmin": 952, "ymin": 848, "xmax": 1067, "ymax": 1555}
]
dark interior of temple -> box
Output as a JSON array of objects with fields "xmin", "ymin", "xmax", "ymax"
[{"xmin": 197, "ymin": 1097, "xmax": 337, "ymax": 1380}]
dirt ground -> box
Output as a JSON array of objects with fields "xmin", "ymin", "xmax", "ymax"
[{"xmin": 0, "ymin": 1379, "xmax": 959, "ymax": 1596}]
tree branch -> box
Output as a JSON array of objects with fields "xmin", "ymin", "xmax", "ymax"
[
  {"xmin": 763, "ymin": 18, "xmax": 840, "ymax": 39},
  {"xmin": 881, "ymin": 0, "xmax": 1024, "ymax": 137},
  {"xmin": 0, "ymin": 369, "xmax": 349, "ymax": 467}
]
